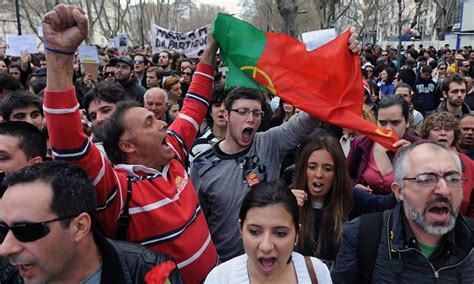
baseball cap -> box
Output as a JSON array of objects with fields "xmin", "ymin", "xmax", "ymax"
[
  {"xmin": 362, "ymin": 62, "xmax": 374, "ymax": 69},
  {"xmin": 110, "ymin": 56, "xmax": 134, "ymax": 68}
]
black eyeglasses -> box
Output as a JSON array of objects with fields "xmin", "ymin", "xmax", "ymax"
[
  {"xmin": 230, "ymin": 108, "xmax": 264, "ymax": 117},
  {"xmin": 182, "ymin": 72, "xmax": 193, "ymax": 76},
  {"xmin": 403, "ymin": 172, "xmax": 463, "ymax": 188},
  {"xmin": 0, "ymin": 214, "xmax": 78, "ymax": 243}
]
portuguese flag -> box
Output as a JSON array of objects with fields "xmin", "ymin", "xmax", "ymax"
[{"xmin": 212, "ymin": 13, "xmax": 399, "ymax": 151}]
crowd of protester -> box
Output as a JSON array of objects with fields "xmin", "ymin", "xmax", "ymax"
[{"xmin": 0, "ymin": 4, "xmax": 473, "ymax": 283}]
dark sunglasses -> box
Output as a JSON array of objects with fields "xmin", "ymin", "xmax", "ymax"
[
  {"xmin": 104, "ymin": 72, "xmax": 114, "ymax": 77},
  {"xmin": 182, "ymin": 72, "xmax": 193, "ymax": 76},
  {"xmin": 0, "ymin": 215, "xmax": 78, "ymax": 243}
]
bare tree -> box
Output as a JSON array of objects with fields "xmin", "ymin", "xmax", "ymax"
[
  {"xmin": 241, "ymin": 0, "xmax": 354, "ymax": 36},
  {"xmin": 240, "ymin": 0, "xmax": 279, "ymax": 32},
  {"xmin": 182, "ymin": 3, "xmax": 226, "ymax": 31},
  {"xmin": 82, "ymin": 0, "xmax": 107, "ymax": 43},
  {"xmin": 337, "ymin": 0, "xmax": 377, "ymax": 39},
  {"xmin": 313, "ymin": 0, "xmax": 352, "ymax": 29},
  {"xmin": 17, "ymin": 0, "xmax": 57, "ymax": 41},
  {"xmin": 276, "ymin": 0, "xmax": 298, "ymax": 37},
  {"xmin": 0, "ymin": 0, "xmax": 25, "ymax": 41},
  {"xmin": 2, "ymin": 0, "xmax": 232, "ymax": 48},
  {"xmin": 432, "ymin": 0, "xmax": 457, "ymax": 40},
  {"xmin": 92, "ymin": 0, "xmax": 132, "ymax": 40},
  {"xmin": 155, "ymin": 0, "xmax": 164, "ymax": 26}
]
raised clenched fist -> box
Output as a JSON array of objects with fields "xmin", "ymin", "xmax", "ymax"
[{"xmin": 42, "ymin": 4, "xmax": 88, "ymax": 54}]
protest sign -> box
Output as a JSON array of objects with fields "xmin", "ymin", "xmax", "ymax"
[
  {"xmin": 82, "ymin": 63, "xmax": 99, "ymax": 81},
  {"xmin": 78, "ymin": 45, "xmax": 99, "ymax": 63},
  {"xmin": 150, "ymin": 24, "xmax": 207, "ymax": 58},
  {"xmin": 218, "ymin": 66, "xmax": 229, "ymax": 76},
  {"xmin": 37, "ymin": 26, "xmax": 43, "ymax": 38},
  {"xmin": 5, "ymin": 35, "xmax": 38, "ymax": 56},
  {"xmin": 78, "ymin": 45, "xmax": 99, "ymax": 80},
  {"xmin": 301, "ymin": 29, "xmax": 337, "ymax": 51},
  {"xmin": 117, "ymin": 33, "xmax": 128, "ymax": 52},
  {"xmin": 108, "ymin": 33, "xmax": 128, "ymax": 52},
  {"xmin": 108, "ymin": 39, "xmax": 116, "ymax": 48}
]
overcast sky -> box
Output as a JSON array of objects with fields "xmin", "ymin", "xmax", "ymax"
[{"xmin": 196, "ymin": 0, "xmax": 242, "ymax": 16}]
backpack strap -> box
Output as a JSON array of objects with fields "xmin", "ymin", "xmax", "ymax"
[
  {"xmin": 466, "ymin": 216, "xmax": 474, "ymax": 228},
  {"xmin": 304, "ymin": 256, "xmax": 318, "ymax": 284},
  {"xmin": 116, "ymin": 177, "xmax": 133, "ymax": 240},
  {"xmin": 357, "ymin": 212, "xmax": 384, "ymax": 284}
]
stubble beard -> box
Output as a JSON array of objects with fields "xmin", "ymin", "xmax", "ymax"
[{"xmin": 402, "ymin": 197, "xmax": 458, "ymax": 236}]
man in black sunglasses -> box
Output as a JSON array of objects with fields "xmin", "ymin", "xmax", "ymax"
[
  {"xmin": 133, "ymin": 54, "xmax": 148, "ymax": 88},
  {"xmin": 0, "ymin": 161, "xmax": 183, "ymax": 283},
  {"xmin": 42, "ymin": 4, "xmax": 219, "ymax": 283},
  {"xmin": 0, "ymin": 121, "xmax": 48, "ymax": 281},
  {"xmin": 102, "ymin": 63, "xmax": 115, "ymax": 82}
]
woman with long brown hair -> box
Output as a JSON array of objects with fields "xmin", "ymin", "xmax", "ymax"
[
  {"xmin": 292, "ymin": 131, "xmax": 353, "ymax": 264},
  {"xmin": 291, "ymin": 130, "xmax": 397, "ymax": 266}
]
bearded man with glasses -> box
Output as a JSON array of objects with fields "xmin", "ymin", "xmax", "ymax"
[
  {"xmin": 332, "ymin": 141, "xmax": 474, "ymax": 283},
  {"xmin": 0, "ymin": 161, "xmax": 183, "ymax": 283}
]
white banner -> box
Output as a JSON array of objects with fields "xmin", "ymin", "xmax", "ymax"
[
  {"xmin": 78, "ymin": 45, "xmax": 99, "ymax": 63},
  {"xmin": 108, "ymin": 33, "xmax": 128, "ymax": 52},
  {"xmin": 37, "ymin": 26, "xmax": 43, "ymax": 38},
  {"xmin": 150, "ymin": 24, "xmax": 207, "ymax": 58},
  {"xmin": 5, "ymin": 35, "xmax": 38, "ymax": 56},
  {"xmin": 301, "ymin": 29, "xmax": 336, "ymax": 51}
]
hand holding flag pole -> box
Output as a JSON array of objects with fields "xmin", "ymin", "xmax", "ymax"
[{"xmin": 200, "ymin": 26, "xmax": 219, "ymax": 68}]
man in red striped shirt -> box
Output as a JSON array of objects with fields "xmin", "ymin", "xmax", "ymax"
[{"xmin": 42, "ymin": 5, "xmax": 218, "ymax": 283}]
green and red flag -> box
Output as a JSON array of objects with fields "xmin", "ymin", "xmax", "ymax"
[{"xmin": 212, "ymin": 13, "xmax": 399, "ymax": 151}]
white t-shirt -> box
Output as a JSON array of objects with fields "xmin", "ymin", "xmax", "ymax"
[{"xmin": 204, "ymin": 251, "xmax": 332, "ymax": 283}]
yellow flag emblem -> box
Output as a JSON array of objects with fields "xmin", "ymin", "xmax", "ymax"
[
  {"xmin": 375, "ymin": 128, "xmax": 393, "ymax": 138},
  {"xmin": 240, "ymin": 65, "xmax": 276, "ymax": 94}
]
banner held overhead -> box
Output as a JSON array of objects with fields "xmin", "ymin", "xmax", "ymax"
[{"xmin": 149, "ymin": 24, "xmax": 207, "ymax": 58}]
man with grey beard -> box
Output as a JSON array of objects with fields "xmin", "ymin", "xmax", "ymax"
[{"xmin": 332, "ymin": 141, "xmax": 474, "ymax": 283}]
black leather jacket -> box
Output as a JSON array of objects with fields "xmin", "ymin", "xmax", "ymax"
[
  {"xmin": 332, "ymin": 204, "xmax": 474, "ymax": 283},
  {"xmin": 1, "ymin": 232, "xmax": 183, "ymax": 284}
]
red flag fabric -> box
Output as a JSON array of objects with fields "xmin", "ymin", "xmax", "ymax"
[
  {"xmin": 212, "ymin": 13, "xmax": 399, "ymax": 151},
  {"xmin": 258, "ymin": 32, "xmax": 399, "ymax": 151}
]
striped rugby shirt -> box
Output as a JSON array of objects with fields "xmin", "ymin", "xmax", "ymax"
[{"xmin": 44, "ymin": 63, "xmax": 218, "ymax": 283}]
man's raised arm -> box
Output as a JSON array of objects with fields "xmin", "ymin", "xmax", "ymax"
[
  {"xmin": 43, "ymin": 4, "xmax": 88, "ymax": 90},
  {"xmin": 42, "ymin": 5, "xmax": 126, "ymax": 236},
  {"xmin": 166, "ymin": 32, "xmax": 218, "ymax": 161}
]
